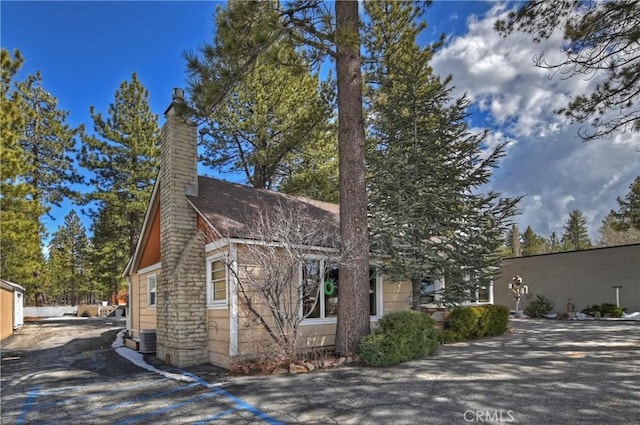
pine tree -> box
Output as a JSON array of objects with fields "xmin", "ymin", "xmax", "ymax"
[
  {"xmin": 189, "ymin": 37, "xmax": 336, "ymax": 193},
  {"xmin": 548, "ymin": 231, "xmax": 561, "ymax": 253},
  {"xmin": 277, "ymin": 133, "xmax": 339, "ymax": 203},
  {"xmin": 612, "ymin": 176, "xmax": 640, "ymax": 231},
  {"xmin": 48, "ymin": 211, "xmax": 95, "ymax": 305},
  {"xmin": 79, "ymin": 73, "xmax": 160, "ymax": 300},
  {"xmin": 0, "ymin": 49, "xmax": 46, "ymax": 301},
  {"xmin": 521, "ymin": 226, "xmax": 549, "ymax": 256},
  {"xmin": 504, "ymin": 224, "xmax": 522, "ymax": 257},
  {"xmin": 561, "ymin": 209, "xmax": 592, "ymax": 251},
  {"xmin": 15, "ymin": 71, "xmax": 81, "ymax": 212},
  {"xmin": 364, "ymin": 1, "xmax": 520, "ymax": 308},
  {"xmin": 598, "ymin": 211, "xmax": 640, "ymax": 247}
]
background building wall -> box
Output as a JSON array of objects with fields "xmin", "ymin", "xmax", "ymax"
[{"xmin": 494, "ymin": 244, "xmax": 640, "ymax": 314}]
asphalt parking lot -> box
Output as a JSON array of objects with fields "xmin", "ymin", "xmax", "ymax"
[{"xmin": 1, "ymin": 317, "xmax": 639, "ymax": 424}]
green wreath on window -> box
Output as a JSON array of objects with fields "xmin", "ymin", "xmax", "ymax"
[{"xmin": 323, "ymin": 280, "xmax": 336, "ymax": 296}]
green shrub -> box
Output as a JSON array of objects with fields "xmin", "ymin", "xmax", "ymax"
[
  {"xmin": 437, "ymin": 329, "xmax": 461, "ymax": 344},
  {"xmin": 582, "ymin": 303, "xmax": 625, "ymax": 318},
  {"xmin": 449, "ymin": 305, "xmax": 509, "ymax": 340},
  {"xmin": 358, "ymin": 311, "xmax": 438, "ymax": 367},
  {"xmin": 600, "ymin": 303, "xmax": 625, "ymax": 318},
  {"xmin": 482, "ymin": 305, "xmax": 510, "ymax": 336},
  {"xmin": 524, "ymin": 294, "xmax": 555, "ymax": 318}
]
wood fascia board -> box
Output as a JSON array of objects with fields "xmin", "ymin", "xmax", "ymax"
[{"xmin": 126, "ymin": 174, "xmax": 160, "ymax": 276}]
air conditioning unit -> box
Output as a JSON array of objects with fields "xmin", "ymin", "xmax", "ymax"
[{"xmin": 139, "ymin": 329, "xmax": 157, "ymax": 353}]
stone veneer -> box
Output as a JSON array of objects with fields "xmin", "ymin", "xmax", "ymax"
[{"xmin": 156, "ymin": 90, "xmax": 208, "ymax": 367}]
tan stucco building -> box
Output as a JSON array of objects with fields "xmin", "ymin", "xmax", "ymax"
[{"xmin": 494, "ymin": 244, "xmax": 640, "ymax": 314}]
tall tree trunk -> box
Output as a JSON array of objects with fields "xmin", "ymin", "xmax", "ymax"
[{"xmin": 334, "ymin": 0, "xmax": 370, "ymax": 356}]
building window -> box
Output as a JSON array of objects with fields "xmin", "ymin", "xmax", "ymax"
[
  {"xmin": 147, "ymin": 274, "xmax": 157, "ymax": 307},
  {"xmin": 207, "ymin": 259, "xmax": 227, "ymax": 307},
  {"xmin": 301, "ymin": 259, "xmax": 380, "ymax": 321}
]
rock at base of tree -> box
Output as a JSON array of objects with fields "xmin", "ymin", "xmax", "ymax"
[{"xmin": 289, "ymin": 363, "xmax": 309, "ymax": 374}]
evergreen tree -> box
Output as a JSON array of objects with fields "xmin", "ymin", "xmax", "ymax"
[
  {"xmin": 189, "ymin": 36, "xmax": 336, "ymax": 194},
  {"xmin": 365, "ymin": 1, "xmax": 520, "ymax": 308},
  {"xmin": 503, "ymin": 224, "xmax": 522, "ymax": 257},
  {"xmin": 48, "ymin": 211, "xmax": 95, "ymax": 305},
  {"xmin": 0, "ymin": 49, "xmax": 46, "ymax": 301},
  {"xmin": 79, "ymin": 73, "xmax": 160, "ymax": 299},
  {"xmin": 548, "ymin": 231, "xmax": 561, "ymax": 253},
  {"xmin": 521, "ymin": 226, "xmax": 549, "ymax": 256},
  {"xmin": 561, "ymin": 209, "xmax": 592, "ymax": 251},
  {"xmin": 15, "ymin": 71, "xmax": 81, "ymax": 212},
  {"xmin": 612, "ymin": 176, "xmax": 640, "ymax": 231},
  {"xmin": 277, "ymin": 133, "xmax": 339, "ymax": 203},
  {"xmin": 598, "ymin": 211, "xmax": 640, "ymax": 247}
]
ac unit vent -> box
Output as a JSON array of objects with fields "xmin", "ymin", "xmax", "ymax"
[{"xmin": 139, "ymin": 329, "xmax": 157, "ymax": 353}]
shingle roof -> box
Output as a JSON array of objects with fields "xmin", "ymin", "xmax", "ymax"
[{"xmin": 187, "ymin": 176, "xmax": 340, "ymax": 247}]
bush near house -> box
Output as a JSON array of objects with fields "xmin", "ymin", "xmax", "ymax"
[
  {"xmin": 582, "ymin": 303, "xmax": 626, "ymax": 318},
  {"xmin": 524, "ymin": 294, "xmax": 555, "ymax": 318},
  {"xmin": 358, "ymin": 311, "xmax": 438, "ymax": 367},
  {"xmin": 438, "ymin": 305, "xmax": 510, "ymax": 343}
]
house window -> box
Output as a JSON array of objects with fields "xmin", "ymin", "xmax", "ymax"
[
  {"xmin": 147, "ymin": 275, "xmax": 157, "ymax": 307},
  {"xmin": 207, "ymin": 259, "xmax": 228, "ymax": 307},
  {"xmin": 301, "ymin": 260, "xmax": 380, "ymax": 321}
]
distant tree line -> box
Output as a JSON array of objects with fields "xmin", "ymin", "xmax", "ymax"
[{"xmin": 503, "ymin": 177, "xmax": 640, "ymax": 257}]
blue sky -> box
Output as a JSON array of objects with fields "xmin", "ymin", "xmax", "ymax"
[{"xmin": 2, "ymin": 1, "xmax": 638, "ymax": 245}]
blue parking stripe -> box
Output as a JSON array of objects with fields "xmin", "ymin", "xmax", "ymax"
[
  {"xmin": 178, "ymin": 370, "xmax": 283, "ymax": 424},
  {"xmin": 193, "ymin": 408, "xmax": 238, "ymax": 424},
  {"xmin": 217, "ymin": 388, "xmax": 284, "ymax": 425},
  {"xmin": 16, "ymin": 385, "xmax": 41, "ymax": 425},
  {"xmin": 114, "ymin": 388, "xmax": 224, "ymax": 425}
]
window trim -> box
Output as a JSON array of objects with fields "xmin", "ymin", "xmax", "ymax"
[
  {"xmin": 206, "ymin": 255, "xmax": 229, "ymax": 309},
  {"xmin": 300, "ymin": 257, "xmax": 383, "ymax": 325},
  {"xmin": 147, "ymin": 274, "xmax": 157, "ymax": 308}
]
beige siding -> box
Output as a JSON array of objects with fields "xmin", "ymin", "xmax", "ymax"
[
  {"xmin": 299, "ymin": 323, "xmax": 337, "ymax": 348},
  {"xmin": 494, "ymin": 244, "xmax": 640, "ymax": 313},
  {"xmin": 383, "ymin": 280, "xmax": 412, "ymax": 314},
  {"xmin": 132, "ymin": 267, "xmax": 160, "ymax": 338},
  {"xmin": 207, "ymin": 308, "xmax": 231, "ymax": 368}
]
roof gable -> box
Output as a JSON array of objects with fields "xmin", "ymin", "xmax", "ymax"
[{"xmin": 188, "ymin": 176, "xmax": 340, "ymax": 246}]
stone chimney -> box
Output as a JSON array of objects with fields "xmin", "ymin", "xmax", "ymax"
[{"xmin": 156, "ymin": 88, "xmax": 207, "ymax": 367}]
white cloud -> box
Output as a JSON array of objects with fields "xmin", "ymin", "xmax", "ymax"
[{"xmin": 433, "ymin": 2, "xmax": 640, "ymax": 242}]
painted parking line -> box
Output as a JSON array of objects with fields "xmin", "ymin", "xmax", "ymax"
[
  {"xmin": 216, "ymin": 387, "xmax": 283, "ymax": 425},
  {"xmin": 113, "ymin": 387, "xmax": 225, "ymax": 425},
  {"xmin": 15, "ymin": 385, "xmax": 41, "ymax": 425},
  {"xmin": 17, "ymin": 378, "xmax": 283, "ymax": 425},
  {"xmin": 194, "ymin": 407, "xmax": 238, "ymax": 424}
]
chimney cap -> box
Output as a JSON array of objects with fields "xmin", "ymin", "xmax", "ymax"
[{"xmin": 172, "ymin": 88, "xmax": 185, "ymax": 103}]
